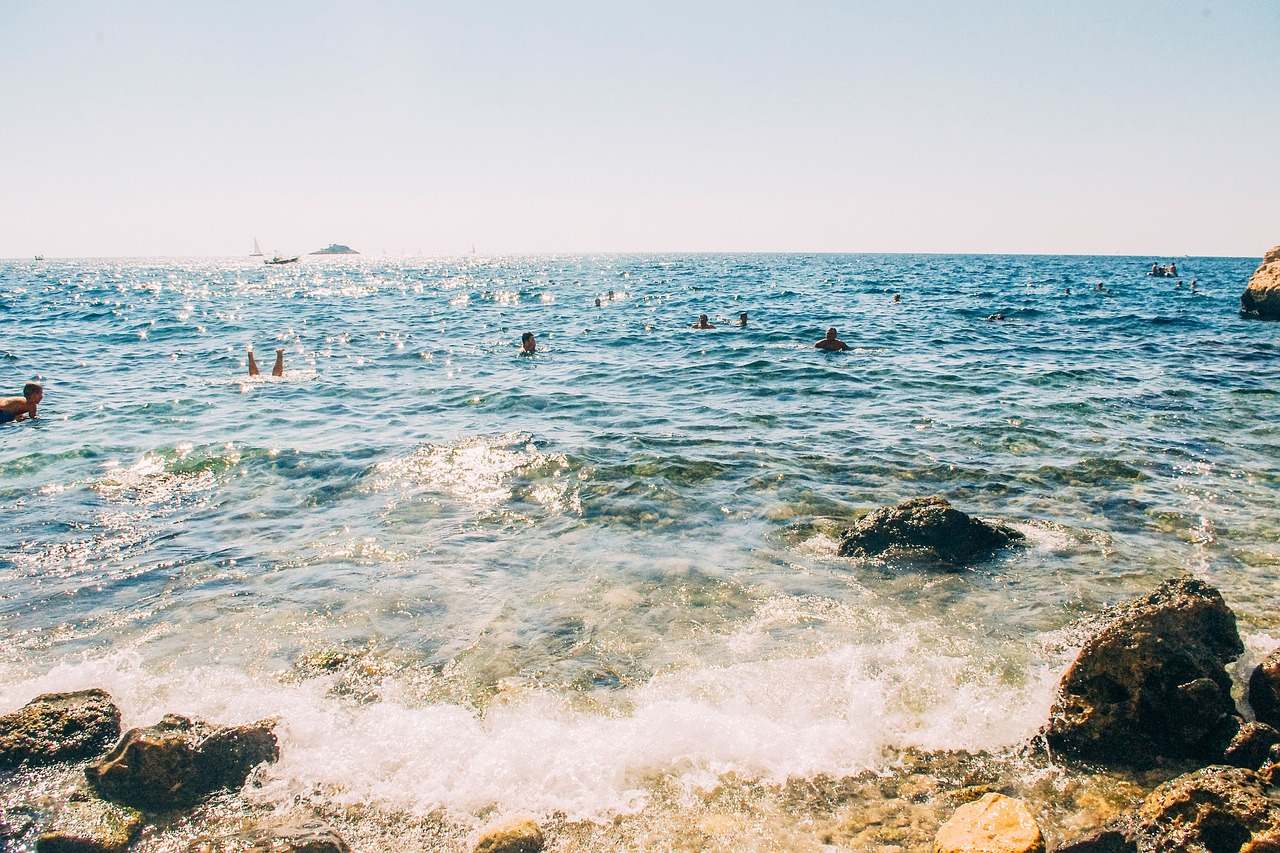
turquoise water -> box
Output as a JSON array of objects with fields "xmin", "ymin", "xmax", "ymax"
[{"xmin": 1, "ymin": 254, "xmax": 1277, "ymax": 837}]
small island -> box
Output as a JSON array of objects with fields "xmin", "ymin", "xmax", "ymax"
[{"xmin": 309, "ymin": 243, "xmax": 360, "ymax": 255}]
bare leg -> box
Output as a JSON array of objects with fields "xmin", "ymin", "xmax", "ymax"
[
  {"xmin": 272, "ymin": 349, "xmax": 284, "ymax": 377},
  {"xmin": 248, "ymin": 348, "xmax": 260, "ymax": 376}
]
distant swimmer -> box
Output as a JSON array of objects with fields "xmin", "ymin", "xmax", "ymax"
[
  {"xmin": 814, "ymin": 328, "xmax": 850, "ymax": 351},
  {"xmin": 986, "ymin": 313, "xmax": 1006, "ymax": 322},
  {"xmin": 0, "ymin": 382, "xmax": 42, "ymax": 423},
  {"xmin": 595, "ymin": 296, "xmax": 602, "ymax": 307},
  {"xmin": 738, "ymin": 312, "xmax": 749, "ymax": 327},
  {"xmin": 248, "ymin": 347, "xmax": 284, "ymax": 377},
  {"xmin": 608, "ymin": 290, "xmax": 615, "ymax": 301},
  {"xmin": 893, "ymin": 293, "xmax": 901, "ymax": 303},
  {"xmin": 521, "ymin": 332, "xmax": 537, "ymax": 354},
  {"xmin": 692, "ymin": 314, "xmax": 715, "ymax": 329}
]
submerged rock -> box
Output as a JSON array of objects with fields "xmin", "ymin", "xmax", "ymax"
[
  {"xmin": 473, "ymin": 816, "xmax": 545, "ymax": 853},
  {"xmin": 1131, "ymin": 765, "xmax": 1280, "ymax": 852},
  {"xmin": 86, "ymin": 714, "xmax": 278, "ymax": 811},
  {"xmin": 934, "ymin": 793, "xmax": 1045, "ymax": 853},
  {"xmin": 36, "ymin": 796, "xmax": 143, "ymax": 853},
  {"xmin": 1044, "ymin": 576, "xmax": 1244, "ymax": 768},
  {"xmin": 1241, "ymin": 245, "xmax": 1280, "ymax": 319},
  {"xmin": 0, "ymin": 689, "xmax": 121, "ymax": 768},
  {"xmin": 1249, "ymin": 648, "xmax": 1280, "ymax": 729},
  {"xmin": 837, "ymin": 496, "xmax": 1022, "ymax": 566},
  {"xmin": 187, "ymin": 822, "xmax": 351, "ymax": 853}
]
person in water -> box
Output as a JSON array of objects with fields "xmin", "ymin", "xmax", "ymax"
[
  {"xmin": 738, "ymin": 312, "xmax": 749, "ymax": 327},
  {"xmin": 521, "ymin": 332, "xmax": 537, "ymax": 354},
  {"xmin": 692, "ymin": 314, "xmax": 715, "ymax": 329},
  {"xmin": 0, "ymin": 382, "xmax": 42, "ymax": 423},
  {"xmin": 248, "ymin": 347, "xmax": 284, "ymax": 377},
  {"xmin": 814, "ymin": 328, "xmax": 850, "ymax": 351}
]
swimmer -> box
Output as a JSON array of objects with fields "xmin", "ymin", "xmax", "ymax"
[
  {"xmin": 608, "ymin": 290, "xmax": 615, "ymax": 301},
  {"xmin": 521, "ymin": 332, "xmax": 537, "ymax": 354},
  {"xmin": 595, "ymin": 296, "xmax": 602, "ymax": 307},
  {"xmin": 0, "ymin": 382, "xmax": 42, "ymax": 423},
  {"xmin": 692, "ymin": 314, "xmax": 715, "ymax": 329},
  {"xmin": 738, "ymin": 312, "xmax": 749, "ymax": 327},
  {"xmin": 248, "ymin": 347, "xmax": 284, "ymax": 377},
  {"xmin": 1066, "ymin": 287, "xmax": 1072, "ymax": 295},
  {"xmin": 814, "ymin": 328, "xmax": 850, "ymax": 352},
  {"xmin": 893, "ymin": 293, "xmax": 901, "ymax": 303}
]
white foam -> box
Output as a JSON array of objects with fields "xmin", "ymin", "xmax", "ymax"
[{"xmin": 0, "ymin": 628, "xmax": 1062, "ymax": 821}]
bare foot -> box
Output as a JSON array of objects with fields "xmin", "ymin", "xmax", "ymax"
[{"xmin": 272, "ymin": 348, "xmax": 285, "ymax": 377}]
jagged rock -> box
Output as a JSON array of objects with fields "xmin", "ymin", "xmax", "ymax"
[
  {"xmin": 1044, "ymin": 576, "xmax": 1244, "ymax": 768},
  {"xmin": 1130, "ymin": 765, "xmax": 1280, "ymax": 852},
  {"xmin": 86, "ymin": 714, "xmax": 278, "ymax": 811},
  {"xmin": 473, "ymin": 816, "xmax": 545, "ymax": 853},
  {"xmin": 0, "ymin": 689, "xmax": 122, "ymax": 768},
  {"xmin": 836, "ymin": 496, "xmax": 1022, "ymax": 565},
  {"xmin": 309, "ymin": 244, "xmax": 359, "ymax": 255},
  {"xmin": 36, "ymin": 796, "xmax": 143, "ymax": 853},
  {"xmin": 187, "ymin": 822, "xmax": 351, "ymax": 853},
  {"xmin": 1220, "ymin": 719, "xmax": 1280, "ymax": 771},
  {"xmin": 1249, "ymin": 648, "xmax": 1280, "ymax": 729},
  {"xmin": 1241, "ymin": 246, "xmax": 1280, "ymax": 319},
  {"xmin": 934, "ymin": 793, "xmax": 1045, "ymax": 853}
]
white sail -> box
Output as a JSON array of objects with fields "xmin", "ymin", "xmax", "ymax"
[{"xmin": 251, "ymin": 237, "xmax": 263, "ymax": 257}]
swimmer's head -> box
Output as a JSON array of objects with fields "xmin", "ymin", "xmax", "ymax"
[
  {"xmin": 825, "ymin": 327, "xmax": 838, "ymax": 339},
  {"xmin": 23, "ymin": 382, "xmax": 42, "ymax": 401},
  {"xmin": 521, "ymin": 332, "xmax": 536, "ymax": 352}
]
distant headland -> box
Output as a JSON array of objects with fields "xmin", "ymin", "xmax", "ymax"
[{"xmin": 309, "ymin": 244, "xmax": 360, "ymax": 255}]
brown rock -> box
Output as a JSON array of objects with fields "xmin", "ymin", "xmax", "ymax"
[
  {"xmin": 1044, "ymin": 576, "xmax": 1244, "ymax": 768},
  {"xmin": 36, "ymin": 796, "xmax": 143, "ymax": 853},
  {"xmin": 1241, "ymin": 247, "xmax": 1280, "ymax": 319},
  {"xmin": 934, "ymin": 793, "xmax": 1044, "ymax": 853},
  {"xmin": 1221, "ymin": 719, "xmax": 1280, "ymax": 771},
  {"xmin": 86, "ymin": 714, "xmax": 278, "ymax": 811},
  {"xmin": 0, "ymin": 689, "xmax": 121, "ymax": 768},
  {"xmin": 1052, "ymin": 829, "xmax": 1135, "ymax": 853},
  {"xmin": 1250, "ymin": 649, "xmax": 1280, "ymax": 729},
  {"xmin": 1130, "ymin": 765, "xmax": 1280, "ymax": 852},
  {"xmin": 473, "ymin": 816, "xmax": 545, "ymax": 853},
  {"xmin": 837, "ymin": 496, "xmax": 1023, "ymax": 566}
]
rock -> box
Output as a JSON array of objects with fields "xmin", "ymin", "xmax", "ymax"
[
  {"xmin": 1249, "ymin": 648, "xmax": 1280, "ymax": 729},
  {"xmin": 1220, "ymin": 719, "xmax": 1280, "ymax": 771},
  {"xmin": 934, "ymin": 793, "xmax": 1045, "ymax": 853},
  {"xmin": 187, "ymin": 822, "xmax": 351, "ymax": 853},
  {"xmin": 86, "ymin": 714, "xmax": 278, "ymax": 811},
  {"xmin": 1241, "ymin": 246, "xmax": 1280, "ymax": 319},
  {"xmin": 309, "ymin": 244, "xmax": 359, "ymax": 255},
  {"xmin": 1130, "ymin": 765, "xmax": 1280, "ymax": 852},
  {"xmin": 1052, "ymin": 829, "xmax": 1135, "ymax": 853},
  {"xmin": 473, "ymin": 816, "xmax": 545, "ymax": 853},
  {"xmin": 0, "ymin": 689, "xmax": 122, "ymax": 768},
  {"xmin": 36, "ymin": 796, "xmax": 143, "ymax": 853},
  {"xmin": 837, "ymin": 496, "xmax": 1023, "ymax": 565},
  {"xmin": 1044, "ymin": 576, "xmax": 1244, "ymax": 768}
]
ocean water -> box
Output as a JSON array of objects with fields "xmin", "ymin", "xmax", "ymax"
[{"xmin": 1, "ymin": 253, "xmax": 1277, "ymax": 849}]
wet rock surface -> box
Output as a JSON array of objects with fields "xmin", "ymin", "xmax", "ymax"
[
  {"xmin": 473, "ymin": 816, "xmax": 546, "ymax": 853},
  {"xmin": 934, "ymin": 792, "xmax": 1045, "ymax": 853},
  {"xmin": 86, "ymin": 714, "xmax": 279, "ymax": 811},
  {"xmin": 36, "ymin": 795, "xmax": 143, "ymax": 853},
  {"xmin": 186, "ymin": 822, "xmax": 352, "ymax": 853},
  {"xmin": 0, "ymin": 689, "xmax": 121, "ymax": 768},
  {"xmin": 1130, "ymin": 765, "xmax": 1280, "ymax": 852},
  {"xmin": 837, "ymin": 496, "xmax": 1023, "ymax": 565},
  {"xmin": 1219, "ymin": 719, "xmax": 1280, "ymax": 771},
  {"xmin": 1249, "ymin": 648, "xmax": 1280, "ymax": 729},
  {"xmin": 1044, "ymin": 576, "xmax": 1244, "ymax": 768}
]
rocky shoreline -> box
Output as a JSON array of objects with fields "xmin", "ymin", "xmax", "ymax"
[{"xmin": 2, "ymin": 550, "xmax": 1277, "ymax": 851}]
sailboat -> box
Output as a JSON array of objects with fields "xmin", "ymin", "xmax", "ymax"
[{"xmin": 250, "ymin": 237, "xmax": 264, "ymax": 257}]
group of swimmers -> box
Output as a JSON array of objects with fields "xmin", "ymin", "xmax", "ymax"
[{"xmin": 1150, "ymin": 262, "xmax": 1178, "ymax": 277}]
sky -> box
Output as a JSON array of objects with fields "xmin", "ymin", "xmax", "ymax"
[{"xmin": 1, "ymin": 1, "xmax": 1277, "ymax": 258}]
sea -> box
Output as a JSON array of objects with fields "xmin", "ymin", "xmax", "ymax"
[{"xmin": 1, "ymin": 253, "xmax": 1276, "ymax": 851}]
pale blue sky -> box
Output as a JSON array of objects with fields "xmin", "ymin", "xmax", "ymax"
[{"xmin": 2, "ymin": 1, "xmax": 1277, "ymax": 257}]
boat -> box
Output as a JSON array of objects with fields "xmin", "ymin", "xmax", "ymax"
[
  {"xmin": 265, "ymin": 255, "xmax": 299, "ymax": 265},
  {"xmin": 33, "ymin": 255, "xmax": 43, "ymax": 261},
  {"xmin": 250, "ymin": 238, "xmax": 264, "ymax": 257}
]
